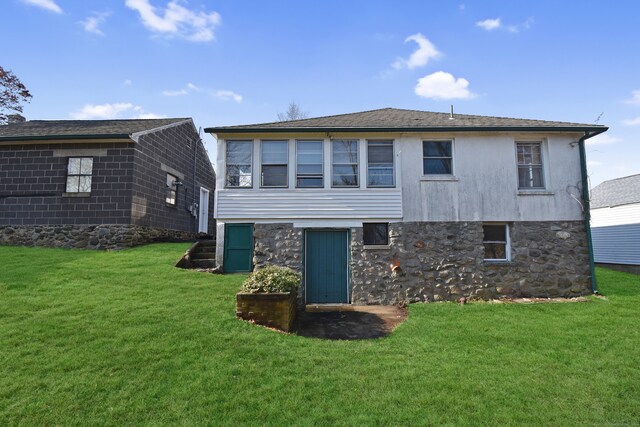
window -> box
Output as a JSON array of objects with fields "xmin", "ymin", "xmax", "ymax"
[
  {"xmin": 261, "ymin": 141, "xmax": 288, "ymax": 187},
  {"xmin": 296, "ymin": 140, "xmax": 323, "ymax": 187},
  {"xmin": 483, "ymin": 224, "xmax": 510, "ymax": 261},
  {"xmin": 363, "ymin": 223, "xmax": 389, "ymax": 245},
  {"xmin": 423, "ymin": 140, "xmax": 453, "ymax": 175},
  {"xmin": 65, "ymin": 157, "xmax": 93, "ymax": 193},
  {"xmin": 367, "ymin": 140, "xmax": 394, "ymax": 187},
  {"xmin": 226, "ymin": 141, "xmax": 253, "ymax": 187},
  {"xmin": 332, "ymin": 140, "xmax": 359, "ymax": 187},
  {"xmin": 166, "ymin": 173, "xmax": 178, "ymax": 206},
  {"xmin": 516, "ymin": 142, "xmax": 544, "ymax": 189}
]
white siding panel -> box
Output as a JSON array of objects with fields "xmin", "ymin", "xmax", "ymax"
[
  {"xmin": 592, "ymin": 223, "xmax": 640, "ymax": 265},
  {"xmin": 216, "ymin": 189, "xmax": 402, "ymax": 219},
  {"xmin": 591, "ymin": 204, "xmax": 640, "ymax": 227}
]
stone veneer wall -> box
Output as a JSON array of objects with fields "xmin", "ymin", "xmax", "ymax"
[
  {"xmin": 0, "ymin": 224, "xmax": 195, "ymax": 250},
  {"xmin": 250, "ymin": 221, "xmax": 591, "ymax": 305},
  {"xmin": 351, "ymin": 221, "xmax": 591, "ymax": 304}
]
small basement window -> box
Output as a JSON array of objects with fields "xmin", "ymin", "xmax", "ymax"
[
  {"xmin": 166, "ymin": 173, "xmax": 178, "ymax": 206},
  {"xmin": 483, "ymin": 224, "xmax": 510, "ymax": 261},
  {"xmin": 66, "ymin": 157, "xmax": 93, "ymax": 193},
  {"xmin": 363, "ymin": 223, "xmax": 389, "ymax": 246}
]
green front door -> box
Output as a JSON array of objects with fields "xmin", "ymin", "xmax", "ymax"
[
  {"xmin": 223, "ymin": 223, "xmax": 253, "ymax": 273},
  {"xmin": 305, "ymin": 230, "xmax": 349, "ymax": 304}
]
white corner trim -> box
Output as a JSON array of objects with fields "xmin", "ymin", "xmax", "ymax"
[{"xmin": 130, "ymin": 119, "xmax": 193, "ymax": 143}]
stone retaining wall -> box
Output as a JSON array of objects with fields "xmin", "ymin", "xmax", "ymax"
[
  {"xmin": 250, "ymin": 221, "xmax": 591, "ymax": 305},
  {"xmin": 0, "ymin": 224, "xmax": 195, "ymax": 250}
]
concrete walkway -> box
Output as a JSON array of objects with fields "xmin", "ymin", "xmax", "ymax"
[{"xmin": 295, "ymin": 305, "xmax": 408, "ymax": 340}]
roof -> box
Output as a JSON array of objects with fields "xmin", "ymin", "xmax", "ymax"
[
  {"xmin": 0, "ymin": 118, "xmax": 190, "ymax": 141},
  {"xmin": 205, "ymin": 107, "xmax": 608, "ymax": 134},
  {"xmin": 591, "ymin": 174, "xmax": 640, "ymax": 209}
]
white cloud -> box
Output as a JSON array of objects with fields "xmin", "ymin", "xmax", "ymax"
[
  {"xmin": 79, "ymin": 11, "xmax": 111, "ymax": 36},
  {"xmin": 162, "ymin": 89, "xmax": 188, "ymax": 96},
  {"xmin": 163, "ymin": 83, "xmax": 242, "ymax": 102},
  {"xmin": 622, "ymin": 117, "xmax": 640, "ymax": 126},
  {"xmin": 123, "ymin": 79, "xmax": 133, "ymax": 86},
  {"xmin": 125, "ymin": 0, "xmax": 221, "ymax": 42},
  {"xmin": 625, "ymin": 90, "xmax": 640, "ymax": 105},
  {"xmin": 214, "ymin": 90, "xmax": 242, "ymax": 102},
  {"xmin": 70, "ymin": 103, "xmax": 163, "ymax": 120},
  {"xmin": 21, "ymin": 0, "xmax": 62, "ymax": 13},
  {"xmin": 392, "ymin": 33, "xmax": 441, "ymax": 70},
  {"xmin": 477, "ymin": 17, "xmax": 533, "ymax": 33},
  {"xmin": 476, "ymin": 18, "xmax": 501, "ymax": 31},
  {"xmin": 586, "ymin": 134, "xmax": 621, "ymax": 145},
  {"xmin": 415, "ymin": 71, "xmax": 475, "ymax": 100}
]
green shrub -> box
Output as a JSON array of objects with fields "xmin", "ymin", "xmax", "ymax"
[{"xmin": 242, "ymin": 265, "xmax": 300, "ymax": 293}]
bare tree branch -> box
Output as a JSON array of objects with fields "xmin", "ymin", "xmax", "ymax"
[
  {"xmin": 1, "ymin": 66, "xmax": 32, "ymax": 124},
  {"xmin": 277, "ymin": 101, "xmax": 308, "ymax": 122}
]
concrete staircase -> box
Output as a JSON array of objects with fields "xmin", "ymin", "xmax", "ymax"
[{"xmin": 189, "ymin": 239, "xmax": 216, "ymax": 269}]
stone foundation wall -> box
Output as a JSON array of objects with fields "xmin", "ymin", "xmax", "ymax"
[
  {"xmin": 253, "ymin": 223, "xmax": 303, "ymax": 271},
  {"xmin": 351, "ymin": 221, "xmax": 591, "ymax": 304},
  {"xmin": 0, "ymin": 224, "xmax": 195, "ymax": 250}
]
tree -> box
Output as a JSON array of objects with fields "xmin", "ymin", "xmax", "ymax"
[
  {"xmin": 277, "ymin": 101, "xmax": 308, "ymax": 122},
  {"xmin": 1, "ymin": 66, "xmax": 32, "ymax": 124}
]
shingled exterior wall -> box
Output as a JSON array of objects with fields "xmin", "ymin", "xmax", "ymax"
[{"xmin": 0, "ymin": 121, "xmax": 216, "ymax": 249}]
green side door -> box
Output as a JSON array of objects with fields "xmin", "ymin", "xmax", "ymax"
[
  {"xmin": 305, "ymin": 230, "xmax": 349, "ymax": 304},
  {"xmin": 223, "ymin": 223, "xmax": 253, "ymax": 273}
]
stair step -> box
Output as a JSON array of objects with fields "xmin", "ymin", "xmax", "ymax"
[
  {"xmin": 192, "ymin": 251, "xmax": 216, "ymax": 260},
  {"xmin": 191, "ymin": 259, "xmax": 216, "ymax": 268},
  {"xmin": 197, "ymin": 240, "xmax": 216, "ymax": 247}
]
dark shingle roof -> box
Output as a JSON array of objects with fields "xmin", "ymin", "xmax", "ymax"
[
  {"xmin": 205, "ymin": 107, "xmax": 607, "ymax": 134},
  {"xmin": 591, "ymin": 174, "xmax": 640, "ymax": 209},
  {"xmin": 0, "ymin": 118, "xmax": 190, "ymax": 141}
]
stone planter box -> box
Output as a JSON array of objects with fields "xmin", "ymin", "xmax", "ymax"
[{"xmin": 236, "ymin": 291, "xmax": 297, "ymax": 332}]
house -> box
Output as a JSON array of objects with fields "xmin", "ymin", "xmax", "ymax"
[
  {"xmin": 0, "ymin": 118, "xmax": 216, "ymax": 249},
  {"xmin": 205, "ymin": 107, "xmax": 607, "ymax": 304},
  {"xmin": 590, "ymin": 174, "xmax": 640, "ymax": 272}
]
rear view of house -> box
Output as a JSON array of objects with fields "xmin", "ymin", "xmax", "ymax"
[
  {"xmin": 591, "ymin": 174, "xmax": 640, "ymax": 272},
  {"xmin": 0, "ymin": 118, "xmax": 215, "ymax": 249},
  {"xmin": 206, "ymin": 108, "xmax": 607, "ymax": 304}
]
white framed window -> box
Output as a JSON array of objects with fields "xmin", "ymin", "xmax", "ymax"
[
  {"xmin": 225, "ymin": 141, "xmax": 253, "ymax": 188},
  {"xmin": 332, "ymin": 139, "xmax": 359, "ymax": 187},
  {"xmin": 483, "ymin": 224, "xmax": 510, "ymax": 261},
  {"xmin": 516, "ymin": 141, "xmax": 544, "ymax": 189},
  {"xmin": 296, "ymin": 140, "xmax": 323, "ymax": 188},
  {"xmin": 367, "ymin": 140, "xmax": 394, "ymax": 187},
  {"xmin": 166, "ymin": 173, "xmax": 178, "ymax": 206},
  {"xmin": 65, "ymin": 157, "xmax": 93, "ymax": 193},
  {"xmin": 261, "ymin": 140, "xmax": 288, "ymax": 187},
  {"xmin": 423, "ymin": 140, "xmax": 453, "ymax": 175}
]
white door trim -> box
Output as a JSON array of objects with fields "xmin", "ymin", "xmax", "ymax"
[{"xmin": 199, "ymin": 187, "xmax": 210, "ymax": 233}]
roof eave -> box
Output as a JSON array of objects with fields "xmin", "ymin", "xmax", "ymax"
[
  {"xmin": 205, "ymin": 125, "xmax": 608, "ymax": 135},
  {"xmin": 0, "ymin": 133, "xmax": 132, "ymax": 142}
]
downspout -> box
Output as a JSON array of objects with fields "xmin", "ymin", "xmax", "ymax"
[
  {"xmin": 192, "ymin": 133, "xmax": 198, "ymax": 233},
  {"xmin": 578, "ymin": 131, "xmax": 599, "ymax": 294}
]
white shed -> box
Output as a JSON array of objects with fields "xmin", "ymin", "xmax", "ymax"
[{"xmin": 590, "ymin": 174, "xmax": 640, "ymax": 268}]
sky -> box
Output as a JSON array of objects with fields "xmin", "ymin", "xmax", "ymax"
[{"xmin": 2, "ymin": 0, "xmax": 640, "ymax": 188}]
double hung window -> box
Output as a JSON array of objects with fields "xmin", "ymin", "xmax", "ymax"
[
  {"xmin": 423, "ymin": 141, "xmax": 453, "ymax": 175},
  {"xmin": 332, "ymin": 140, "xmax": 359, "ymax": 187},
  {"xmin": 516, "ymin": 142, "xmax": 544, "ymax": 189},
  {"xmin": 367, "ymin": 140, "xmax": 394, "ymax": 187},
  {"xmin": 226, "ymin": 141, "xmax": 253, "ymax": 188},
  {"xmin": 296, "ymin": 141, "xmax": 323, "ymax": 187},
  {"xmin": 261, "ymin": 141, "xmax": 288, "ymax": 187},
  {"xmin": 66, "ymin": 157, "xmax": 93, "ymax": 193}
]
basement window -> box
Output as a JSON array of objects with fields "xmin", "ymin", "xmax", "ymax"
[
  {"xmin": 483, "ymin": 224, "xmax": 510, "ymax": 261},
  {"xmin": 65, "ymin": 157, "xmax": 93, "ymax": 193},
  {"xmin": 363, "ymin": 223, "xmax": 389, "ymax": 246}
]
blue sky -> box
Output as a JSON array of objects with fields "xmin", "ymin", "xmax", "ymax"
[{"xmin": 2, "ymin": 0, "xmax": 639, "ymax": 187}]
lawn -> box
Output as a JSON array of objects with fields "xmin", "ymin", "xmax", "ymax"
[{"xmin": 1, "ymin": 244, "xmax": 639, "ymax": 426}]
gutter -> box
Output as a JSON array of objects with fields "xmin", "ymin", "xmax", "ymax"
[
  {"xmin": 0, "ymin": 134, "xmax": 130, "ymax": 142},
  {"xmin": 204, "ymin": 125, "xmax": 608, "ymax": 134},
  {"xmin": 578, "ymin": 128, "xmax": 607, "ymax": 294}
]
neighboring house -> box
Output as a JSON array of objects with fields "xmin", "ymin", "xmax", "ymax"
[
  {"xmin": 590, "ymin": 174, "xmax": 640, "ymax": 271},
  {"xmin": 206, "ymin": 108, "xmax": 608, "ymax": 304},
  {"xmin": 0, "ymin": 118, "xmax": 215, "ymax": 249}
]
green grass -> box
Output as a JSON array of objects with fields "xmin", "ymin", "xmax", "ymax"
[{"xmin": 1, "ymin": 244, "xmax": 639, "ymax": 426}]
